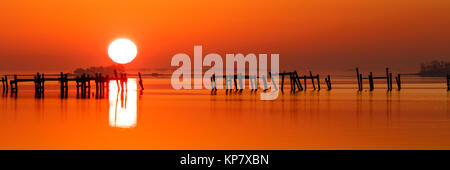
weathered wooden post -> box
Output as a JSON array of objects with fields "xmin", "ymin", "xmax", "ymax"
[
  {"xmin": 316, "ymin": 74, "xmax": 320, "ymax": 91},
  {"xmin": 82, "ymin": 74, "xmax": 87, "ymax": 98},
  {"xmin": 60, "ymin": 72, "xmax": 64, "ymax": 97},
  {"xmin": 396, "ymin": 74, "xmax": 401, "ymax": 90},
  {"xmin": 289, "ymin": 72, "xmax": 295, "ymax": 92},
  {"xmin": 35, "ymin": 73, "xmax": 41, "ymax": 96},
  {"xmin": 385, "ymin": 68, "xmax": 390, "ymax": 91},
  {"xmin": 250, "ymin": 75, "xmax": 257, "ymax": 92},
  {"xmin": 4, "ymin": 76, "xmax": 8, "ymax": 92},
  {"xmin": 95, "ymin": 73, "xmax": 99, "ymax": 98},
  {"xmin": 249, "ymin": 75, "xmax": 254, "ymax": 91},
  {"xmin": 138, "ymin": 72, "xmax": 144, "ymax": 91},
  {"xmin": 11, "ymin": 74, "xmax": 18, "ymax": 94},
  {"xmin": 447, "ymin": 73, "xmax": 449, "ymax": 91},
  {"xmin": 225, "ymin": 74, "xmax": 233, "ymax": 93},
  {"xmin": 262, "ymin": 75, "xmax": 268, "ymax": 91},
  {"xmin": 280, "ymin": 72, "xmax": 285, "ymax": 92},
  {"xmin": 310, "ymin": 71, "xmax": 316, "ymax": 90},
  {"xmin": 34, "ymin": 73, "xmax": 39, "ymax": 95},
  {"xmin": 389, "ymin": 72, "xmax": 393, "ymax": 91},
  {"xmin": 293, "ymin": 71, "xmax": 303, "ymax": 91},
  {"xmin": 303, "ymin": 75, "xmax": 307, "ymax": 90},
  {"xmin": 369, "ymin": 72, "xmax": 374, "ymax": 91},
  {"xmin": 99, "ymin": 73, "xmax": 103, "ymax": 97},
  {"xmin": 76, "ymin": 76, "xmax": 80, "ymax": 98},
  {"xmin": 326, "ymin": 75, "xmax": 332, "ymax": 90},
  {"xmin": 41, "ymin": 73, "xmax": 45, "ymax": 97},
  {"xmin": 356, "ymin": 68, "xmax": 361, "ymax": 91},
  {"xmin": 233, "ymin": 74, "xmax": 238, "ymax": 92},
  {"xmin": 87, "ymin": 74, "xmax": 91, "ymax": 98},
  {"xmin": 64, "ymin": 74, "xmax": 68, "ymax": 98}
]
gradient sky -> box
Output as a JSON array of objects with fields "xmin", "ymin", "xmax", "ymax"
[{"xmin": 0, "ymin": 0, "xmax": 449, "ymax": 73}]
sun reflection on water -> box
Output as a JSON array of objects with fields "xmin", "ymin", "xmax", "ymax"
[{"xmin": 108, "ymin": 78, "xmax": 137, "ymax": 128}]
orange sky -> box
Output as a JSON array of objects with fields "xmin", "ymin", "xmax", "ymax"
[{"xmin": 0, "ymin": 0, "xmax": 449, "ymax": 73}]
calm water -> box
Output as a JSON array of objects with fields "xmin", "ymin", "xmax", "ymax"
[{"xmin": 0, "ymin": 77, "xmax": 449, "ymax": 149}]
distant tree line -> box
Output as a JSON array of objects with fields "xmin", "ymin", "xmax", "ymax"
[
  {"xmin": 419, "ymin": 60, "xmax": 450, "ymax": 77},
  {"xmin": 73, "ymin": 65, "xmax": 125, "ymax": 75}
]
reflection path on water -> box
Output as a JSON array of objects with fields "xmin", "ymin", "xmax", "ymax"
[{"xmin": 108, "ymin": 79, "xmax": 137, "ymax": 128}]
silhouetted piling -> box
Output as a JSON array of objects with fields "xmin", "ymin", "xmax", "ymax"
[
  {"xmin": 316, "ymin": 74, "xmax": 320, "ymax": 91},
  {"xmin": 293, "ymin": 71, "xmax": 303, "ymax": 91},
  {"xmin": 389, "ymin": 72, "xmax": 393, "ymax": 91},
  {"xmin": 369, "ymin": 72, "xmax": 374, "ymax": 91},
  {"xmin": 309, "ymin": 71, "xmax": 316, "ymax": 90},
  {"xmin": 447, "ymin": 73, "xmax": 449, "ymax": 91},
  {"xmin": 357, "ymin": 67, "xmax": 394, "ymax": 91},
  {"xmin": 356, "ymin": 68, "xmax": 361, "ymax": 91},
  {"xmin": 386, "ymin": 68, "xmax": 390, "ymax": 91},
  {"xmin": 325, "ymin": 75, "xmax": 332, "ymax": 90},
  {"xmin": 280, "ymin": 72, "xmax": 285, "ymax": 92},
  {"xmin": 396, "ymin": 74, "xmax": 401, "ymax": 90},
  {"xmin": 138, "ymin": 72, "xmax": 144, "ymax": 91},
  {"xmin": 10, "ymin": 74, "xmax": 17, "ymax": 95}
]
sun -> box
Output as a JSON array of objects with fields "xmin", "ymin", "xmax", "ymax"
[{"xmin": 108, "ymin": 38, "xmax": 137, "ymax": 64}]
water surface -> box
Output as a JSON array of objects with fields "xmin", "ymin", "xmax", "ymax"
[{"xmin": 0, "ymin": 77, "xmax": 449, "ymax": 149}]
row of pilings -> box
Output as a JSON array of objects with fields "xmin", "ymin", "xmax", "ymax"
[
  {"xmin": 1, "ymin": 71, "xmax": 144, "ymax": 98},
  {"xmin": 209, "ymin": 71, "xmax": 333, "ymax": 94},
  {"xmin": 1, "ymin": 69, "xmax": 449, "ymax": 98}
]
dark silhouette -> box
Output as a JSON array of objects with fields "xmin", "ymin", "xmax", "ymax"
[
  {"xmin": 419, "ymin": 60, "xmax": 450, "ymax": 77},
  {"xmin": 74, "ymin": 65, "xmax": 125, "ymax": 76},
  {"xmin": 356, "ymin": 67, "xmax": 398, "ymax": 91}
]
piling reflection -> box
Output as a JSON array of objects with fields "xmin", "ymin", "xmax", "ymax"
[{"xmin": 108, "ymin": 78, "xmax": 137, "ymax": 128}]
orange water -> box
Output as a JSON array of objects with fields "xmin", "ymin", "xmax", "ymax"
[{"xmin": 0, "ymin": 78, "xmax": 449, "ymax": 149}]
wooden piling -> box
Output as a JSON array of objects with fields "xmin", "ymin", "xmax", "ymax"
[
  {"xmin": 11, "ymin": 74, "xmax": 18, "ymax": 94},
  {"xmin": 280, "ymin": 72, "xmax": 285, "ymax": 92},
  {"xmin": 4, "ymin": 76, "xmax": 8, "ymax": 91},
  {"xmin": 369, "ymin": 72, "xmax": 374, "ymax": 91},
  {"xmin": 41, "ymin": 74, "xmax": 45, "ymax": 96},
  {"xmin": 356, "ymin": 68, "xmax": 361, "ymax": 91},
  {"xmin": 290, "ymin": 72, "xmax": 295, "ymax": 92},
  {"xmin": 60, "ymin": 72, "xmax": 64, "ymax": 97},
  {"xmin": 87, "ymin": 74, "xmax": 91, "ymax": 98},
  {"xmin": 310, "ymin": 71, "xmax": 316, "ymax": 90},
  {"xmin": 293, "ymin": 71, "xmax": 303, "ymax": 91},
  {"xmin": 316, "ymin": 74, "xmax": 320, "ymax": 91},
  {"xmin": 447, "ymin": 73, "xmax": 449, "ymax": 91},
  {"xmin": 396, "ymin": 74, "xmax": 401, "ymax": 90},
  {"xmin": 389, "ymin": 72, "xmax": 393, "ymax": 91},
  {"xmin": 99, "ymin": 73, "xmax": 103, "ymax": 97},
  {"xmin": 76, "ymin": 76, "xmax": 80, "ymax": 98},
  {"xmin": 262, "ymin": 75, "xmax": 268, "ymax": 91},
  {"xmin": 233, "ymin": 75, "xmax": 238, "ymax": 91},
  {"xmin": 303, "ymin": 75, "xmax": 307, "ymax": 90},
  {"xmin": 385, "ymin": 68, "xmax": 390, "ymax": 91},
  {"xmin": 95, "ymin": 73, "xmax": 99, "ymax": 98},
  {"xmin": 326, "ymin": 75, "xmax": 332, "ymax": 90},
  {"xmin": 138, "ymin": 72, "xmax": 144, "ymax": 91}
]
